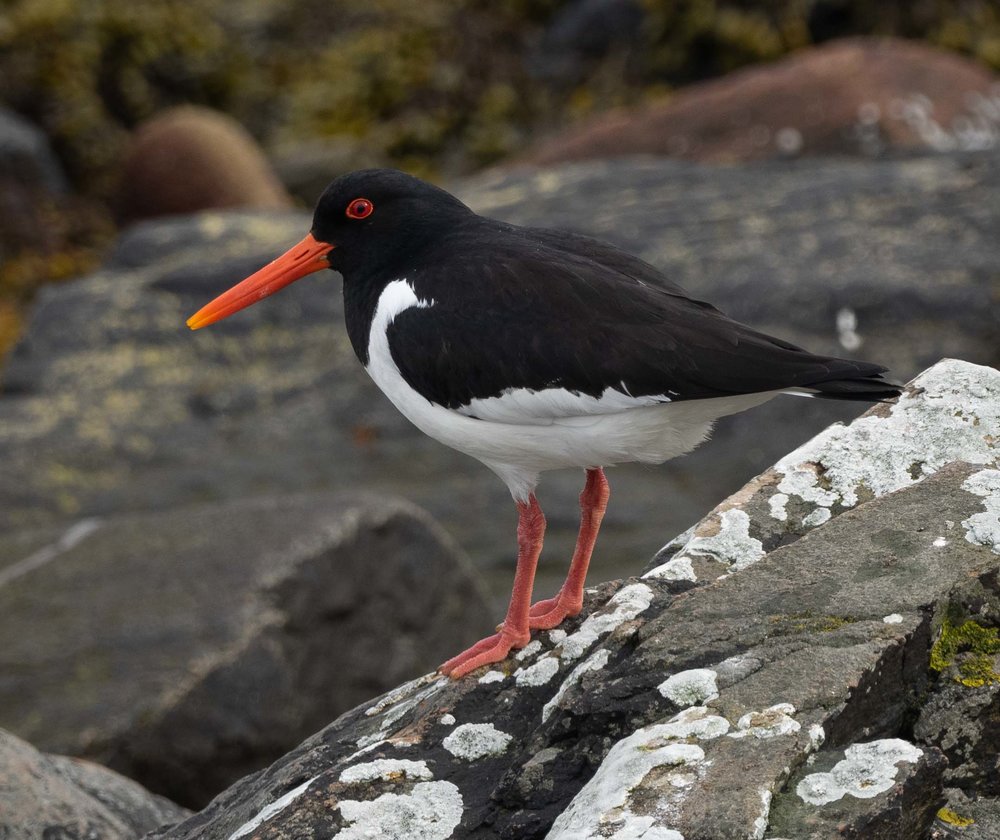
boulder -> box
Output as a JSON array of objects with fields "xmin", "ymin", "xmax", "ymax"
[
  {"xmin": 0, "ymin": 494, "xmax": 492, "ymax": 808},
  {"xmin": 523, "ymin": 38, "xmax": 1000, "ymax": 166},
  {"xmin": 117, "ymin": 106, "xmax": 293, "ymax": 223},
  {"xmin": 1, "ymin": 155, "xmax": 997, "ymax": 599},
  {"xmin": 0, "ymin": 728, "xmax": 188, "ymax": 839},
  {"xmin": 147, "ymin": 359, "xmax": 1000, "ymax": 839},
  {"xmin": 0, "ymin": 107, "xmax": 68, "ymax": 193}
]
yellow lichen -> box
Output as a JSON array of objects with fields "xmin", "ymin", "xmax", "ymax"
[
  {"xmin": 930, "ymin": 614, "xmax": 1000, "ymax": 688},
  {"xmin": 937, "ymin": 806, "xmax": 975, "ymax": 827}
]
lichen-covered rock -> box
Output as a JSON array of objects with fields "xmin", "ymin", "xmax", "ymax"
[
  {"xmin": 643, "ymin": 359, "xmax": 1000, "ymax": 580},
  {"xmin": 768, "ymin": 738, "xmax": 945, "ymax": 839},
  {"xmin": 0, "ymin": 494, "xmax": 492, "ymax": 808},
  {"xmin": 150, "ymin": 361, "xmax": 1000, "ymax": 839},
  {"xmin": 930, "ymin": 790, "xmax": 1000, "ymax": 839},
  {"xmin": 0, "ymin": 728, "xmax": 188, "ymax": 839}
]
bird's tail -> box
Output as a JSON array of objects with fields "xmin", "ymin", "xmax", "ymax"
[{"xmin": 793, "ymin": 372, "xmax": 902, "ymax": 402}]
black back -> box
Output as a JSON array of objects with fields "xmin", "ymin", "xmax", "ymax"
[{"xmin": 314, "ymin": 170, "xmax": 899, "ymax": 408}]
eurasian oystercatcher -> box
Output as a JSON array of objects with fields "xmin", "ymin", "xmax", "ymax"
[{"xmin": 188, "ymin": 168, "xmax": 900, "ymax": 678}]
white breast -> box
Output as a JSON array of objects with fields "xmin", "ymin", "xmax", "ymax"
[{"xmin": 363, "ymin": 279, "xmax": 778, "ymax": 500}]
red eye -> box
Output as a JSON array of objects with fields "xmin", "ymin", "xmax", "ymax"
[{"xmin": 346, "ymin": 197, "xmax": 374, "ymax": 219}]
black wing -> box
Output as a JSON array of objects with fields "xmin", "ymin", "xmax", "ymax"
[{"xmin": 388, "ymin": 223, "xmax": 899, "ymax": 414}]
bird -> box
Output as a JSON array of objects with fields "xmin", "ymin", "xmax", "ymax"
[{"xmin": 187, "ymin": 168, "xmax": 900, "ymax": 679}]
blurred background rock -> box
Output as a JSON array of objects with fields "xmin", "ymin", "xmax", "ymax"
[
  {"xmin": 2, "ymin": 0, "xmax": 1000, "ymax": 357},
  {"xmin": 1, "ymin": 0, "xmax": 999, "ymax": 810}
]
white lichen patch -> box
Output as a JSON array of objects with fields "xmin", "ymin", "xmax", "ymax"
[
  {"xmin": 643, "ymin": 555, "xmax": 697, "ymax": 582},
  {"xmin": 228, "ymin": 776, "xmax": 317, "ymax": 839},
  {"xmin": 670, "ymin": 509, "xmax": 765, "ymax": 571},
  {"xmin": 364, "ymin": 673, "xmax": 443, "ymax": 718},
  {"xmin": 657, "ymin": 669, "xmax": 719, "ymax": 707},
  {"xmin": 543, "ymin": 648, "xmax": 611, "ymax": 722},
  {"xmin": 439, "ymin": 713, "xmax": 456, "ymax": 726},
  {"xmin": 933, "ymin": 536, "xmax": 948, "ymax": 547},
  {"xmin": 808, "ymin": 724, "xmax": 826, "ymax": 751},
  {"xmin": 751, "ymin": 788, "xmax": 773, "ymax": 840},
  {"xmin": 516, "ymin": 640, "xmax": 543, "ymax": 661},
  {"xmin": 339, "ymin": 759, "xmax": 433, "ymax": 784},
  {"xmin": 560, "ymin": 583, "xmax": 654, "ymax": 661},
  {"xmin": 801, "ymin": 506, "xmax": 832, "ymax": 528},
  {"xmin": 356, "ymin": 676, "xmax": 449, "ymax": 748},
  {"xmin": 961, "ymin": 469, "xmax": 1000, "ymax": 554},
  {"xmin": 769, "ymin": 493, "xmax": 790, "ymax": 522},
  {"xmin": 549, "ymin": 629, "xmax": 567, "ymax": 643},
  {"xmin": 545, "ymin": 722, "xmax": 709, "ymax": 840},
  {"xmin": 883, "ymin": 613, "xmax": 903, "ymax": 624},
  {"xmin": 658, "ymin": 706, "xmax": 731, "ymax": 741},
  {"xmin": 775, "ymin": 360, "xmax": 999, "ymax": 521},
  {"xmin": 728, "ymin": 704, "xmax": 800, "ymax": 740},
  {"xmin": 515, "ymin": 656, "xmax": 560, "ymax": 687},
  {"xmin": 338, "ymin": 780, "xmax": 463, "ymax": 840},
  {"xmin": 796, "ymin": 739, "xmax": 923, "ymax": 806},
  {"xmin": 442, "ymin": 723, "xmax": 513, "ymax": 760},
  {"xmin": 478, "ymin": 670, "xmax": 506, "ymax": 684}
]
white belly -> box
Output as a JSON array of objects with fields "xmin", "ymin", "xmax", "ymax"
[{"xmin": 363, "ymin": 280, "xmax": 776, "ymax": 500}]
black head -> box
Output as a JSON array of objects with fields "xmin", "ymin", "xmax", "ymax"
[
  {"xmin": 187, "ymin": 169, "xmax": 474, "ymax": 330},
  {"xmin": 312, "ymin": 169, "xmax": 475, "ymax": 278}
]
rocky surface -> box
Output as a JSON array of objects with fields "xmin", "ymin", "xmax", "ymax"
[
  {"xmin": 2, "ymin": 154, "xmax": 997, "ymax": 610},
  {"xmin": 0, "ymin": 727, "xmax": 189, "ymax": 839},
  {"xmin": 524, "ymin": 38, "xmax": 1000, "ymax": 166},
  {"xmin": 118, "ymin": 106, "xmax": 293, "ymax": 223},
  {"xmin": 147, "ymin": 359, "xmax": 1000, "ymax": 839},
  {"xmin": 0, "ymin": 494, "xmax": 492, "ymax": 808}
]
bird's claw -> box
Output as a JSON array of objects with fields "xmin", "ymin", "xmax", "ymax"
[{"xmin": 439, "ymin": 626, "xmax": 530, "ymax": 679}]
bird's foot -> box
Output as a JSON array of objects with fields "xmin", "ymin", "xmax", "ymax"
[
  {"xmin": 527, "ymin": 591, "xmax": 583, "ymax": 630},
  {"xmin": 439, "ymin": 625, "xmax": 531, "ymax": 679}
]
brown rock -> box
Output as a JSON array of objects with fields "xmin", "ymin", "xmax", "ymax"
[
  {"xmin": 523, "ymin": 37, "xmax": 1000, "ymax": 165},
  {"xmin": 118, "ymin": 106, "xmax": 292, "ymax": 223}
]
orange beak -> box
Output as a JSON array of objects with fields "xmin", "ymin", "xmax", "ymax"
[{"xmin": 186, "ymin": 233, "xmax": 334, "ymax": 330}]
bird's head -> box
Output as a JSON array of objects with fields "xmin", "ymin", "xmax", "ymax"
[{"xmin": 186, "ymin": 168, "xmax": 472, "ymax": 330}]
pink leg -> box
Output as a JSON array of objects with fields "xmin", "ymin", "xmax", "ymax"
[
  {"xmin": 439, "ymin": 495, "xmax": 546, "ymax": 678},
  {"xmin": 528, "ymin": 468, "xmax": 609, "ymax": 631}
]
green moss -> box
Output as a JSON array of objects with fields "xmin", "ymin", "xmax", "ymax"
[
  {"xmin": 930, "ymin": 614, "xmax": 1000, "ymax": 688},
  {"xmin": 937, "ymin": 806, "xmax": 975, "ymax": 827}
]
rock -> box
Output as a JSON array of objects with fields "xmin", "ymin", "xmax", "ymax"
[
  {"xmin": 930, "ymin": 789, "xmax": 1000, "ymax": 839},
  {"xmin": 0, "ymin": 107, "xmax": 68, "ymax": 193},
  {"xmin": 149, "ymin": 359, "xmax": 1000, "ymax": 839},
  {"xmin": 0, "ymin": 727, "xmax": 188, "ymax": 838},
  {"xmin": 0, "ymin": 108, "xmax": 70, "ymax": 259},
  {"xmin": 768, "ymin": 739, "xmax": 945, "ymax": 839},
  {"xmin": 642, "ymin": 359, "xmax": 1000, "ymax": 578},
  {"xmin": 523, "ymin": 38, "xmax": 1000, "ymax": 166},
  {"xmin": 117, "ymin": 106, "xmax": 292, "ymax": 223},
  {"xmin": 0, "ymin": 494, "xmax": 492, "ymax": 808},
  {"xmin": 1, "ymin": 156, "xmax": 997, "ymax": 606},
  {"xmin": 528, "ymin": 0, "xmax": 645, "ymax": 85}
]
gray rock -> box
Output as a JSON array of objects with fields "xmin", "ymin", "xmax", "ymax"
[
  {"xmin": 2, "ymin": 155, "xmax": 998, "ymax": 610},
  {"xmin": 930, "ymin": 790, "xmax": 1000, "ymax": 839},
  {"xmin": 0, "ymin": 106, "xmax": 67, "ymax": 192},
  {"xmin": 146, "ymin": 360, "xmax": 1000, "ymax": 839},
  {"xmin": 767, "ymin": 739, "xmax": 945, "ymax": 839},
  {"xmin": 0, "ymin": 728, "xmax": 188, "ymax": 839},
  {"xmin": 0, "ymin": 494, "xmax": 492, "ymax": 808}
]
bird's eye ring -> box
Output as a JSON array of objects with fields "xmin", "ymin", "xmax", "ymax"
[{"xmin": 346, "ymin": 198, "xmax": 374, "ymax": 219}]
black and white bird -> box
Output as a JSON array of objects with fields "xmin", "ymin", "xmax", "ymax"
[{"xmin": 188, "ymin": 169, "xmax": 900, "ymax": 678}]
